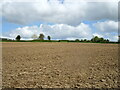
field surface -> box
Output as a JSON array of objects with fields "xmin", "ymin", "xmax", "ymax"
[{"xmin": 2, "ymin": 42, "xmax": 119, "ymax": 88}]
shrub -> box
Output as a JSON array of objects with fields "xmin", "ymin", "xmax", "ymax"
[{"xmin": 16, "ymin": 35, "xmax": 21, "ymax": 41}]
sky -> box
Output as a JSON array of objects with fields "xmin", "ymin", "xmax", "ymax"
[{"xmin": 0, "ymin": 0, "xmax": 119, "ymax": 41}]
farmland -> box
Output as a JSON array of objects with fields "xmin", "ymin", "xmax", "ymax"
[{"xmin": 2, "ymin": 42, "xmax": 119, "ymax": 88}]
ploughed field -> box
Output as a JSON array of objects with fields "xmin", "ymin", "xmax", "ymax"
[{"xmin": 2, "ymin": 42, "xmax": 119, "ymax": 88}]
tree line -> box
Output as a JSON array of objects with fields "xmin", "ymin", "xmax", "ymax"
[
  {"xmin": 15, "ymin": 33, "xmax": 112, "ymax": 43},
  {"xmin": 16, "ymin": 34, "xmax": 51, "ymax": 41}
]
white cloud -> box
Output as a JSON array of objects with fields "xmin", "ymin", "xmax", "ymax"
[
  {"xmin": 92, "ymin": 32, "xmax": 118, "ymax": 42},
  {"xmin": 92, "ymin": 20, "xmax": 118, "ymax": 41},
  {"xmin": 1, "ymin": 0, "xmax": 118, "ymax": 25},
  {"xmin": 104, "ymin": 33, "xmax": 118, "ymax": 41},
  {"xmin": 93, "ymin": 20, "xmax": 118, "ymax": 32},
  {"xmin": 1, "ymin": 0, "xmax": 118, "ymax": 42},
  {"xmin": 8, "ymin": 26, "xmax": 39, "ymax": 39},
  {"xmin": 2, "ymin": 0, "xmax": 119, "ymax": 3},
  {"xmin": 93, "ymin": 33, "xmax": 103, "ymax": 38},
  {"xmin": 2, "ymin": 20, "xmax": 119, "ymax": 41},
  {"xmin": 4, "ymin": 23, "xmax": 92, "ymax": 40}
]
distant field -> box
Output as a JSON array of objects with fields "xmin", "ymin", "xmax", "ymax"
[{"xmin": 2, "ymin": 42, "xmax": 119, "ymax": 88}]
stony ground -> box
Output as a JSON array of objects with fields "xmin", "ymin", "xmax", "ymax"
[{"xmin": 1, "ymin": 42, "xmax": 119, "ymax": 88}]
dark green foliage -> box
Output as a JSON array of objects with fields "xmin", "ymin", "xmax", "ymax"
[
  {"xmin": 75, "ymin": 39, "xmax": 80, "ymax": 42},
  {"xmin": 16, "ymin": 35, "xmax": 21, "ymax": 41},
  {"xmin": 39, "ymin": 33, "xmax": 45, "ymax": 40},
  {"xmin": 47, "ymin": 36, "xmax": 51, "ymax": 40},
  {"xmin": 83, "ymin": 39, "xmax": 87, "ymax": 42},
  {"xmin": 79, "ymin": 39, "xmax": 90, "ymax": 42},
  {"xmin": 0, "ymin": 38, "xmax": 7, "ymax": 41},
  {"xmin": 80, "ymin": 39, "xmax": 84, "ymax": 42},
  {"xmin": 91, "ymin": 36, "xmax": 109, "ymax": 43},
  {"xmin": 59, "ymin": 40, "xmax": 69, "ymax": 42},
  {"xmin": 86, "ymin": 40, "xmax": 91, "ymax": 42},
  {"xmin": 1, "ymin": 35, "xmax": 119, "ymax": 44},
  {"xmin": 0, "ymin": 38, "xmax": 13, "ymax": 42}
]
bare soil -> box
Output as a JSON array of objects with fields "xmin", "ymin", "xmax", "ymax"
[{"xmin": 1, "ymin": 42, "xmax": 119, "ymax": 88}]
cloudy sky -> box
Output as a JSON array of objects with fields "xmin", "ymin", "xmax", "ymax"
[{"xmin": 0, "ymin": 0, "xmax": 119, "ymax": 41}]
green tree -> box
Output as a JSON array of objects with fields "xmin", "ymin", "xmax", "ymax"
[
  {"xmin": 80, "ymin": 39, "xmax": 84, "ymax": 42},
  {"xmin": 39, "ymin": 33, "xmax": 45, "ymax": 40},
  {"xmin": 106, "ymin": 39, "xmax": 109, "ymax": 42},
  {"xmin": 99, "ymin": 38, "xmax": 104, "ymax": 42},
  {"xmin": 75, "ymin": 39, "xmax": 79, "ymax": 42},
  {"xmin": 91, "ymin": 36, "xmax": 100, "ymax": 42},
  {"xmin": 16, "ymin": 35, "xmax": 21, "ymax": 41},
  {"xmin": 91, "ymin": 36, "xmax": 109, "ymax": 43},
  {"xmin": 84, "ymin": 39, "xmax": 87, "ymax": 42},
  {"xmin": 119, "ymin": 36, "xmax": 120, "ymax": 42},
  {"xmin": 47, "ymin": 36, "xmax": 51, "ymax": 41}
]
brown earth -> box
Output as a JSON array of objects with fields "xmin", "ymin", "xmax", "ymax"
[{"xmin": 1, "ymin": 42, "xmax": 119, "ymax": 88}]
